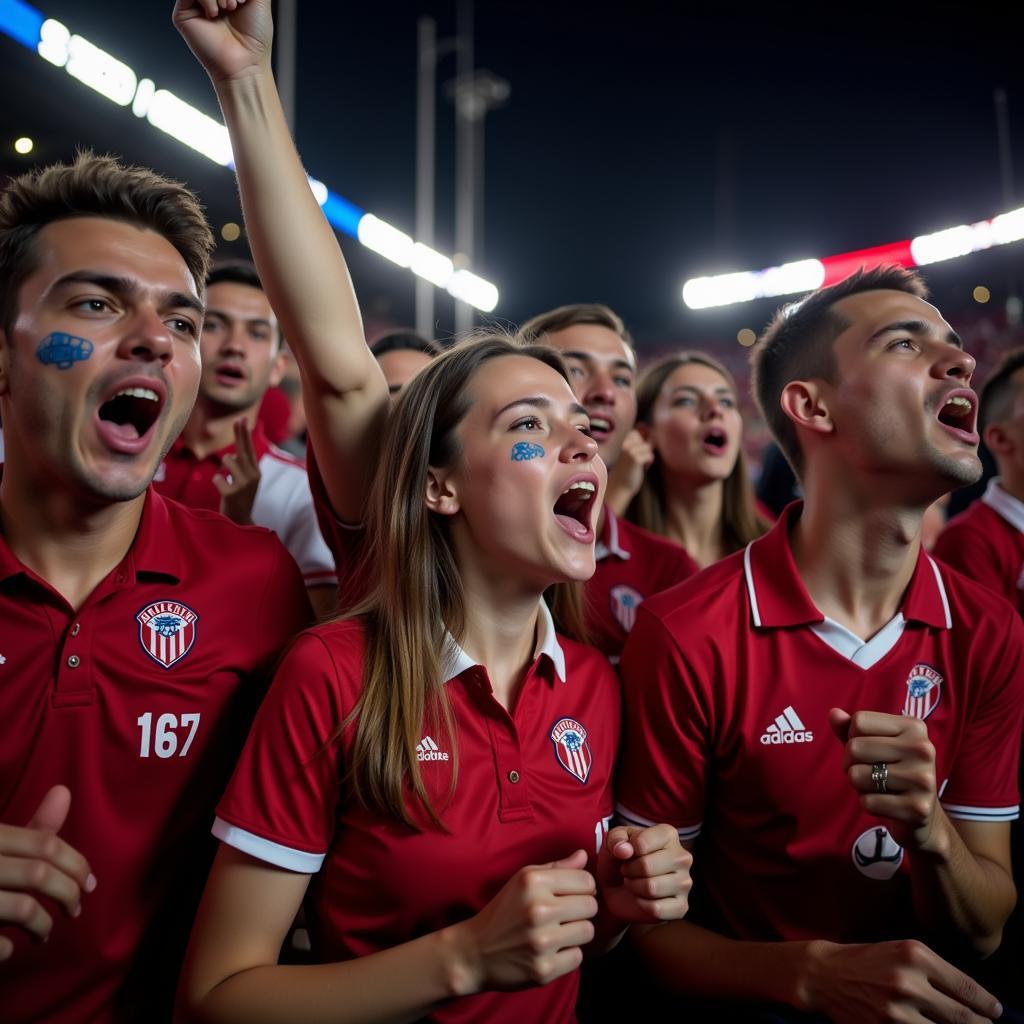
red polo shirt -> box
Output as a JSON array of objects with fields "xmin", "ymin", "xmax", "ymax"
[
  {"xmin": 0, "ymin": 488, "xmax": 311, "ymax": 1023},
  {"xmin": 586, "ymin": 511, "xmax": 698, "ymax": 661},
  {"xmin": 617, "ymin": 502, "xmax": 1024, "ymax": 944},
  {"xmin": 155, "ymin": 422, "xmax": 336, "ymax": 587},
  {"xmin": 933, "ymin": 478, "xmax": 1024, "ymax": 617},
  {"xmin": 214, "ymin": 600, "xmax": 621, "ymax": 1023}
]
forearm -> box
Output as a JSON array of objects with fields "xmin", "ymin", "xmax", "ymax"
[
  {"xmin": 213, "ymin": 69, "xmax": 387, "ymax": 522},
  {"xmin": 182, "ymin": 924, "xmax": 471, "ymax": 1024},
  {"xmin": 910, "ymin": 813, "xmax": 1015, "ymax": 955},
  {"xmin": 631, "ymin": 919, "xmax": 818, "ymax": 1010}
]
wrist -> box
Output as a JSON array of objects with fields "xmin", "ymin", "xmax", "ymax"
[
  {"xmin": 436, "ymin": 922, "xmax": 483, "ymax": 999},
  {"xmin": 792, "ymin": 939, "xmax": 842, "ymax": 1013},
  {"xmin": 911, "ymin": 804, "xmax": 953, "ymax": 861}
]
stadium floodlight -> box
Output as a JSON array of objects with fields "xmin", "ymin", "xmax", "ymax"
[
  {"xmin": 0, "ymin": 0, "xmax": 500, "ymax": 312},
  {"xmin": 683, "ymin": 206, "xmax": 1024, "ymax": 310}
]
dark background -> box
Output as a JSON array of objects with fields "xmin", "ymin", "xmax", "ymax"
[{"xmin": 2, "ymin": 0, "xmax": 1023, "ymax": 352}]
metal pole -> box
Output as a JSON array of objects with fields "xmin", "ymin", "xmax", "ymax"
[
  {"xmin": 416, "ymin": 17, "xmax": 437, "ymax": 338},
  {"xmin": 276, "ymin": 0, "xmax": 298, "ymax": 132},
  {"xmin": 454, "ymin": 0, "xmax": 475, "ymax": 337},
  {"xmin": 994, "ymin": 89, "xmax": 1020, "ymax": 322}
]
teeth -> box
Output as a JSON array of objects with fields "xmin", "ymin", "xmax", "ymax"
[
  {"xmin": 563, "ymin": 481, "xmax": 596, "ymax": 495},
  {"xmin": 589, "ymin": 418, "xmax": 611, "ymax": 431},
  {"xmin": 114, "ymin": 387, "xmax": 159, "ymax": 402},
  {"xmin": 942, "ymin": 395, "xmax": 973, "ymax": 418}
]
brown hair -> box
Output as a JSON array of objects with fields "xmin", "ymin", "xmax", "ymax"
[
  {"xmin": 518, "ymin": 302, "xmax": 635, "ymax": 357},
  {"xmin": 343, "ymin": 334, "xmax": 587, "ymax": 828},
  {"xmin": 0, "ymin": 151, "xmax": 213, "ymax": 336},
  {"xmin": 751, "ymin": 265, "xmax": 927, "ymax": 476},
  {"xmin": 626, "ymin": 351, "xmax": 767, "ymax": 554},
  {"xmin": 980, "ymin": 347, "xmax": 1024, "ymax": 433}
]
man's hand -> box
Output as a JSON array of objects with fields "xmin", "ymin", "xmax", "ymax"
[
  {"xmin": 830, "ymin": 708, "xmax": 944, "ymax": 852},
  {"xmin": 803, "ymin": 938, "xmax": 1002, "ymax": 1024},
  {"xmin": 172, "ymin": 0, "xmax": 271, "ymax": 84},
  {"xmin": 604, "ymin": 429, "xmax": 655, "ymax": 517},
  {"xmin": 0, "ymin": 786, "xmax": 96, "ymax": 959},
  {"xmin": 214, "ymin": 419, "xmax": 262, "ymax": 526},
  {"xmin": 595, "ymin": 824, "xmax": 691, "ymax": 925}
]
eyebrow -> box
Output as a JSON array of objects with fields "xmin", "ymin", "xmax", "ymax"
[
  {"xmin": 48, "ymin": 271, "xmax": 205, "ymax": 318},
  {"xmin": 559, "ymin": 349, "xmax": 635, "ymax": 373},
  {"xmin": 868, "ymin": 319, "xmax": 963, "ymax": 350},
  {"xmin": 204, "ymin": 308, "xmax": 274, "ymax": 329},
  {"xmin": 494, "ymin": 395, "xmax": 590, "ymax": 421},
  {"xmin": 669, "ymin": 384, "xmax": 735, "ymax": 397}
]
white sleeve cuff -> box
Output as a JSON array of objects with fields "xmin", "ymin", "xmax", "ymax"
[
  {"xmin": 614, "ymin": 803, "xmax": 702, "ymax": 841},
  {"xmin": 941, "ymin": 802, "xmax": 1019, "ymax": 823},
  {"xmin": 212, "ymin": 817, "xmax": 326, "ymax": 873}
]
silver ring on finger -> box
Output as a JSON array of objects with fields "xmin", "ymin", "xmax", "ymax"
[{"xmin": 870, "ymin": 761, "xmax": 889, "ymax": 794}]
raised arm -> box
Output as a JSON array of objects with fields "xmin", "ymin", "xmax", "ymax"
[{"xmin": 174, "ymin": 0, "xmax": 387, "ymax": 524}]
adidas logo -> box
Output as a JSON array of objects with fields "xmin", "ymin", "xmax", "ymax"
[
  {"xmin": 416, "ymin": 735, "xmax": 450, "ymax": 762},
  {"xmin": 760, "ymin": 705, "xmax": 814, "ymax": 745}
]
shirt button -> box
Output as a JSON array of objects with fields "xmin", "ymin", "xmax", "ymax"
[
  {"xmin": 70, "ymin": 623, "xmax": 81, "ymax": 637},
  {"xmin": 116, "ymin": 573, "xmax": 127, "ymax": 584},
  {"xmin": 507, "ymin": 770, "xmax": 520, "ymax": 784},
  {"xmin": 67, "ymin": 655, "xmax": 81, "ymax": 669}
]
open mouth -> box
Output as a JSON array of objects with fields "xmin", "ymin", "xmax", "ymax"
[
  {"xmin": 702, "ymin": 427, "xmax": 728, "ymax": 454},
  {"xmin": 587, "ymin": 414, "xmax": 614, "ymax": 444},
  {"xmin": 935, "ymin": 389, "xmax": 979, "ymax": 445},
  {"xmin": 553, "ymin": 476, "xmax": 598, "ymax": 542},
  {"xmin": 214, "ymin": 363, "xmax": 246, "ymax": 386},
  {"xmin": 96, "ymin": 381, "xmax": 165, "ymax": 454}
]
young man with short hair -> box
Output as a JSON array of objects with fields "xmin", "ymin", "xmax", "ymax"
[
  {"xmin": 0, "ymin": 154, "xmax": 310, "ymax": 1022},
  {"xmin": 154, "ymin": 260, "xmax": 337, "ymax": 617},
  {"xmin": 617, "ymin": 266, "xmax": 1021, "ymax": 1022},
  {"xmin": 370, "ymin": 329, "xmax": 441, "ymax": 395},
  {"xmin": 519, "ymin": 304, "xmax": 697, "ymax": 660},
  {"xmin": 933, "ymin": 347, "xmax": 1024, "ymax": 616}
]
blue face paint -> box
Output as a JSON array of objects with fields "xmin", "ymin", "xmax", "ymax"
[
  {"xmin": 36, "ymin": 332, "xmax": 94, "ymax": 369},
  {"xmin": 511, "ymin": 441, "xmax": 545, "ymax": 461}
]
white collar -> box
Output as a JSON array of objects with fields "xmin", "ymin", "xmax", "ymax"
[
  {"xmin": 439, "ymin": 598, "xmax": 567, "ymax": 684},
  {"xmin": 981, "ymin": 478, "xmax": 1024, "ymax": 534},
  {"xmin": 595, "ymin": 510, "xmax": 630, "ymax": 562}
]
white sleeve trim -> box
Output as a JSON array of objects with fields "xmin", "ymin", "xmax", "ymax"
[
  {"xmin": 615, "ymin": 803, "xmax": 701, "ymax": 841},
  {"xmin": 212, "ymin": 817, "xmax": 326, "ymax": 873},
  {"xmin": 941, "ymin": 802, "xmax": 1019, "ymax": 823}
]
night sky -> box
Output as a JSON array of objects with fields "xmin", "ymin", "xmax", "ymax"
[{"xmin": 2, "ymin": 0, "xmax": 1023, "ymax": 352}]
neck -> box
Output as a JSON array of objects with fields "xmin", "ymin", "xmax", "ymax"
[
  {"xmin": 662, "ymin": 474, "xmax": 725, "ymax": 568},
  {"xmin": 181, "ymin": 399, "xmax": 259, "ymax": 459},
  {"xmin": 792, "ymin": 467, "xmax": 927, "ymax": 640},
  {"xmin": 0, "ymin": 462, "xmax": 144, "ymax": 610},
  {"xmin": 455, "ymin": 559, "xmax": 544, "ymax": 710}
]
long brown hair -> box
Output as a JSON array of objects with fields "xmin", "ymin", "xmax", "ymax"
[
  {"xmin": 343, "ymin": 335, "xmax": 588, "ymax": 828},
  {"xmin": 625, "ymin": 351, "xmax": 768, "ymax": 554}
]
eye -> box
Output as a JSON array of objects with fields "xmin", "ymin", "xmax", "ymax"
[
  {"xmin": 614, "ymin": 375, "xmax": 633, "ymax": 388},
  {"xmin": 719, "ymin": 396, "xmax": 736, "ymax": 409},
  {"xmin": 576, "ymin": 423, "xmax": 594, "ymax": 437},
  {"xmin": 511, "ymin": 415, "xmax": 544, "ymax": 431},
  {"xmin": 74, "ymin": 297, "xmax": 112, "ymax": 314},
  {"xmin": 568, "ymin": 365, "xmax": 585, "ymax": 379},
  {"xmin": 888, "ymin": 338, "xmax": 915, "ymax": 351},
  {"xmin": 672, "ymin": 395, "xmax": 697, "ymax": 408},
  {"xmin": 168, "ymin": 317, "xmax": 198, "ymax": 338}
]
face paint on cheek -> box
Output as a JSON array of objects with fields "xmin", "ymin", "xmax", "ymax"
[
  {"xmin": 511, "ymin": 442, "xmax": 545, "ymax": 462},
  {"xmin": 36, "ymin": 332, "xmax": 94, "ymax": 370}
]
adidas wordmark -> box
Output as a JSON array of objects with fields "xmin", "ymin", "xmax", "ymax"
[{"xmin": 760, "ymin": 705, "xmax": 814, "ymax": 745}]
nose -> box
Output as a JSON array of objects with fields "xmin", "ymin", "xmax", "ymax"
[
  {"xmin": 583, "ymin": 367, "xmax": 615, "ymax": 406},
  {"xmin": 702, "ymin": 396, "xmax": 725, "ymax": 420},
  {"xmin": 932, "ymin": 342, "xmax": 975, "ymax": 385},
  {"xmin": 561, "ymin": 424, "xmax": 600, "ymax": 463},
  {"xmin": 116, "ymin": 307, "xmax": 174, "ymax": 365},
  {"xmin": 219, "ymin": 322, "xmax": 246, "ymax": 356}
]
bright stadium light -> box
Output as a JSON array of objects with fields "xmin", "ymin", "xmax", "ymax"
[
  {"xmin": 0, "ymin": 0, "xmax": 500, "ymax": 312},
  {"xmin": 682, "ymin": 206, "xmax": 1024, "ymax": 310}
]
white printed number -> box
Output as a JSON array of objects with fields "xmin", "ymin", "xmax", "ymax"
[
  {"xmin": 136, "ymin": 712, "xmax": 201, "ymax": 759},
  {"xmin": 594, "ymin": 814, "xmax": 613, "ymax": 854}
]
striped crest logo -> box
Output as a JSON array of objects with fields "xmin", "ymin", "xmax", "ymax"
[
  {"xmin": 609, "ymin": 584, "xmax": 644, "ymax": 633},
  {"xmin": 136, "ymin": 601, "xmax": 198, "ymax": 669},
  {"xmin": 550, "ymin": 717, "xmax": 592, "ymax": 783},
  {"xmin": 902, "ymin": 663, "xmax": 942, "ymax": 720}
]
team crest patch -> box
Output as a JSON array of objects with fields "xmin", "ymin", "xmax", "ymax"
[
  {"xmin": 550, "ymin": 717, "xmax": 592, "ymax": 784},
  {"xmin": 902, "ymin": 663, "xmax": 942, "ymax": 720},
  {"xmin": 851, "ymin": 826, "xmax": 904, "ymax": 880},
  {"xmin": 609, "ymin": 585, "xmax": 644, "ymax": 633},
  {"xmin": 136, "ymin": 601, "xmax": 198, "ymax": 668}
]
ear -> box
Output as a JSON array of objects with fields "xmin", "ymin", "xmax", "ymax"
[
  {"xmin": 984, "ymin": 422, "xmax": 1012, "ymax": 457},
  {"xmin": 425, "ymin": 466, "xmax": 460, "ymax": 516},
  {"xmin": 268, "ymin": 351, "xmax": 287, "ymax": 389},
  {"xmin": 780, "ymin": 379, "xmax": 833, "ymax": 438}
]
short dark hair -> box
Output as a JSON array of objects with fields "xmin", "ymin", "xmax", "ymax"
[
  {"xmin": 0, "ymin": 151, "xmax": 213, "ymax": 337},
  {"xmin": 980, "ymin": 347, "xmax": 1024, "ymax": 433},
  {"xmin": 370, "ymin": 330, "xmax": 441, "ymax": 359},
  {"xmin": 751, "ymin": 265, "xmax": 928, "ymax": 476},
  {"xmin": 517, "ymin": 302, "xmax": 635, "ymax": 360}
]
